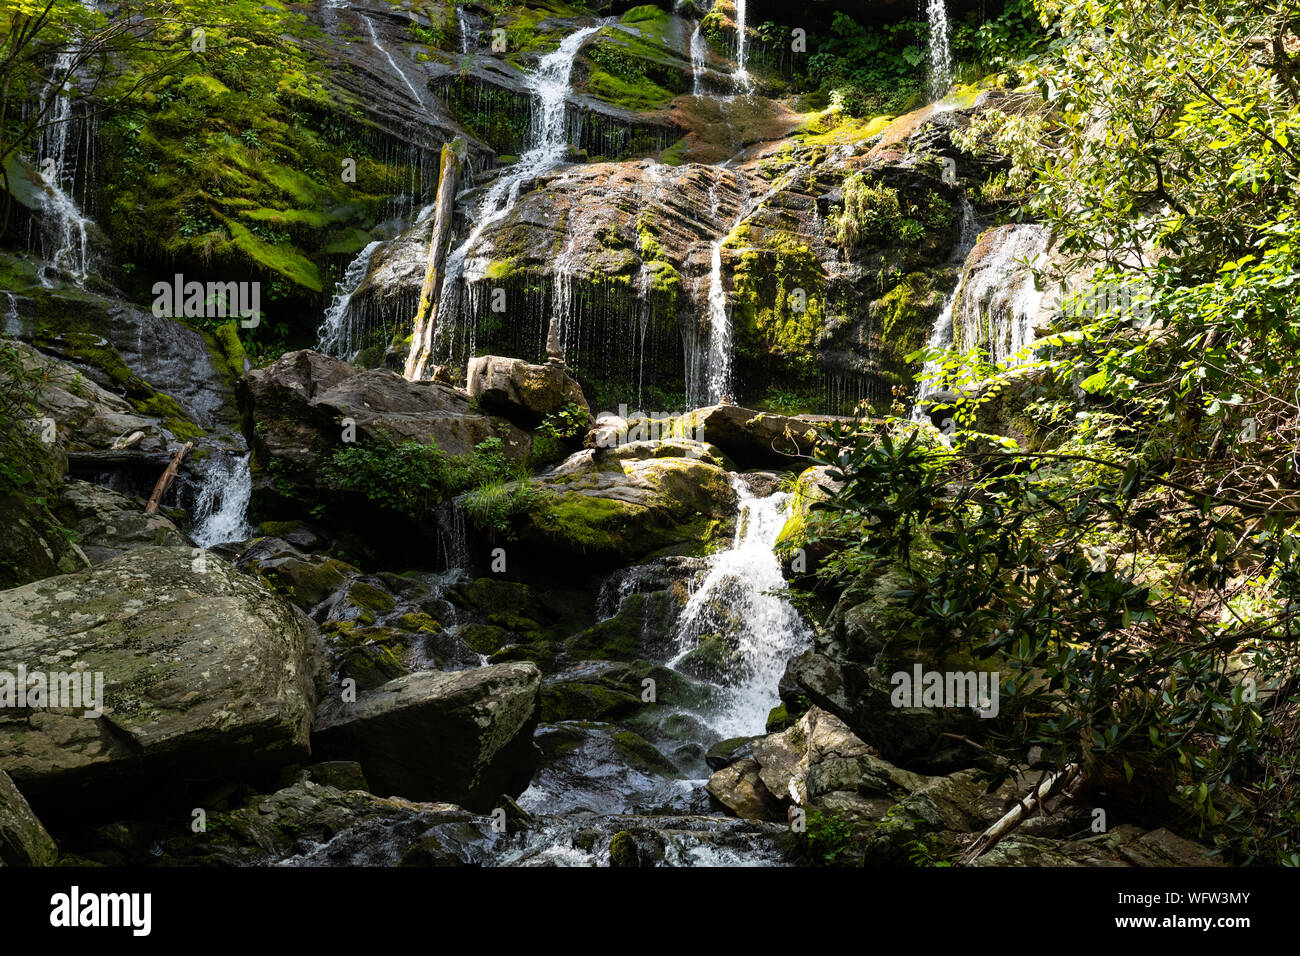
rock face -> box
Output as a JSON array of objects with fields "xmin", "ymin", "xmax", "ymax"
[
  {"xmin": 0, "ymin": 546, "xmax": 321, "ymax": 816},
  {"xmin": 313, "ymin": 662, "xmax": 542, "ymax": 812},
  {"xmin": 778, "ymin": 562, "xmax": 1000, "ymax": 773},
  {"xmin": 0, "ymin": 770, "xmax": 57, "ymax": 866},
  {"xmin": 243, "ymin": 350, "xmax": 532, "ymax": 469},
  {"xmin": 467, "ymin": 355, "xmax": 591, "ymax": 428}
]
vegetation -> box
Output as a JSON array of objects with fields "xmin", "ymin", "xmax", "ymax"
[{"xmin": 802, "ymin": 0, "xmax": 1300, "ymax": 864}]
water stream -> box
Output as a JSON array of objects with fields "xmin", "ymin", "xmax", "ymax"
[
  {"xmin": 35, "ymin": 2, "xmax": 98, "ymax": 285},
  {"xmin": 190, "ymin": 453, "xmax": 254, "ymax": 549},
  {"xmin": 669, "ymin": 479, "xmax": 813, "ymax": 738},
  {"xmin": 927, "ymin": 0, "xmax": 954, "ymax": 100},
  {"xmin": 432, "ymin": 24, "xmax": 604, "ymax": 369},
  {"xmin": 317, "ymin": 240, "xmax": 383, "ymax": 358}
]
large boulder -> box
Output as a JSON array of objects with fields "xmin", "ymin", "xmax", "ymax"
[
  {"xmin": 508, "ymin": 441, "xmax": 737, "ymax": 572},
  {"xmin": 242, "ymin": 349, "xmax": 532, "ymax": 472},
  {"xmin": 467, "ymin": 355, "xmax": 590, "ymax": 428},
  {"xmin": 57, "ymin": 479, "xmax": 191, "ymax": 564},
  {"xmin": 0, "ymin": 770, "xmax": 57, "ymax": 866},
  {"xmin": 312, "ymin": 662, "xmax": 542, "ymax": 812},
  {"xmin": 670, "ymin": 405, "xmax": 818, "ymax": 469},
  {"xmin": 0, "ymin": 546, "xmax": 322, "ymax": 817}
]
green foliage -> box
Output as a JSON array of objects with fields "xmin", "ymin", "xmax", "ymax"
[
  {"xmin": 799, "ymin": 808, "xmax": 854, "ymax": 865},
  {"xmin": 322, "ymin": 434, "xmax": 522, "ymax": 520},
  {"xmin": 829, "ymin": 175, "xmax": 943, "ymax": 252},
  {"xmin": 0, "ymin": 338, "xmax": 51, "ymax": 496}
]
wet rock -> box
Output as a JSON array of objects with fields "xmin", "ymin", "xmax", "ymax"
[
  {"xmin": 705, "ymin": 735, "xmax": 758, "ymax": 771},
  {"xmin": 0, "ymin": 546, "xmax": 322, "ymax": 818},
  {"xmin": 164, "ymin": 775, "xmax": 499, "ymax": 866},
  {"xmin": 609, "ymin": 827, "xmax": 667, "ymax": 867},
  {"xmin": 0, "ymin": 770, "xmax": 57, "ymax": 866},
  {"xmin": 312, "ymin": 662, "xmax": 542, "ymax": 811},
  {"xmin": 466, "ymin": 355, "xmax": 591, "ymax": 428}
]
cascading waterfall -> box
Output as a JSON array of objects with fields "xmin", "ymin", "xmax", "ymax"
[
  {"xmin": 914, "ymin": 198, "xmax": 979, "ymax": 408},
  {"xmin": 456, "ymin": 6, "xmax": 473, "ymax": 54},
  {"xmin": 190, "ymin": 453, "xmax": 253, "ymax": 548},
  {"xmin": 363, "ymin": 15, "xmax": 427, "ymax": 106},
  {"xmin": 927, "ymin": 0, "xmax": 954, "ymax": 101},
  {"xmin": 317, "ymin": 240, "xmax": 382, "ymax": 358},
  {"xmin": 698, "ymin": 169, "xmax": 795, "ymax": 407},
  {"xmin": 703, "ymin": 230, "xmax": 735, "ymax": 404},
  {"xmin": 690, "ymin": 18, "xmax": 709, "ymax": 95},
  {"xmin": 732, "ymin": 0, "xmax": 752, "ymax": 93},
  {"xmin": 958, "ymin": 224, "xmax": 1051, "ymax": 367},
  {"xmin": 35, "ymin": 2, "xmax": 98, "ymax": 284},
  {"xmin": 432, "ymin": 24, "xmax": 603, "ymax": 368},
  {"xmin": 670, "ymin": 479, "xmax": 813, "ymax": 738}
]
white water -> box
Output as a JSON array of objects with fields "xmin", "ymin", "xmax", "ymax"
[
  {"xmin": 36, "ymin": 5, "xmax": 98, "ymax": 284},
  {"xmin": 700, "ymin": 170, "xmax": 794, "ymax": 406},
  {"xmin": 363, "ymin": 15, "xmax": 427, "ymax": 106},
  {"xmin": 914, "ymin": 199, "xmax": 979, "ymax": 406},
  {"xmin": 671, "ymin": 480, "xmax": 813, "ymax": 738},
  {"xmin": 927, "ymin": 0, "xmax": 954, "ymax": 101},
  {"xmin": 432, "ymin": 24, "xmax": 603, "ymax": 367},
  {"xmin": 456, "ymin": 6, "xmax": 473, "ymax": 54},
  {"xmin": 3, "ymin": 292, "xmax": 21, "ymax": 336},
  {"xmin": 959, "ymin": 224, "xmax": 1051, "ymax": 367},
  {"xmin": 690, "ymin": 18, "xmax": 709, "ymax": 95},
  {"xmin": 703, "ymin": 230, "xmax": 734, "ymax": 404},
  {"xmin": 191, "ymin": 453, "xmax": 253, "ymax": 548},
  {"xmin": 317, "ymin": 240, "xmax": 382, "ymax": 358},
  {"xmin": 732, "ymin": 0, "xmax": 752, "ymax": 93}
]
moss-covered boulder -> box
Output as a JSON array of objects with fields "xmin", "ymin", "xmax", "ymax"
[
  {"xmin": 512, "ymin": 442, "xmax": 737, "ymax": 571},
  {"xmin": 0, "ymin": 546, "xmax": 322, "ymax": 820}
]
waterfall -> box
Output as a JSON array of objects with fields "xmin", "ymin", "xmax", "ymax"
[
  {"xmin": 670, "ymin": 479, "xmax": 813, "ymax": 738},
  {"xmin": 703, "ymin": 232, "xmax": 734, "ymax": 405},
  {"xmin": 698, "ymin": 169, "xmax": 795, "ymax": 407},
  {"xmin": 456, "ymin": 6, "xmax": 473, "ymax": 54},
  {"xmin": 3, "ymin": 293, "xmax": 22, "ymax": 337},
  {"xmin": 318, "ymin": 240, "xmax": 382, "ymax": 358},
  {"xmin": 927, "ymin": 0, "xmax": 954, "ymax": 101},
  {"xmin": 914, "ymin": 199, "xmax": 979, "ymax": 407},
  {"xmin": 363, "ymin": 15, "xmax": 427, "ymax": 106},
  {"xmin": 190, "ymin": 453, "xmax": 253, "ymax": 548},
  {"xmin": 432, "ymin": 24, "xmax": 603, "ymax": 368},
  {"xmin": 35, "ymin": 4, "xmax": 98, "ymax": 285},
  {"xmin": 732, "ymin": 0, "xmax": 752, "ymax": 93},
  {"xmin": 690, "ymin": 19, "xmax": 709, "ymax": 95},
  {"xmin": 958, "ymin": 224, "xmax": 1052, "ymax": 367}
]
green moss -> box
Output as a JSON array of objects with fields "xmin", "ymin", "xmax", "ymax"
[
  {"xmin": 132, "ymin": 392, "xmax": 206, "ymax": 443},
  {"xmin": 213, "ymin": 321, "xmax": 248, "ymax": 383},
  {"xmin": 658, "ymin": 137, "xmax": 688, "ymax": 166},
  {"xmin": 344, "ymin": 580, "xmax": 396, "ymax": 615}
]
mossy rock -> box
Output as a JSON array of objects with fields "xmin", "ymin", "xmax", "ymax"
[{"xmin": 541, "ymin": 681, "xmax": 642, "ymax": 722}]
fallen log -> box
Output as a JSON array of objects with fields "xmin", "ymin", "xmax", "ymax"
[
  {"xmin": 404, "ymin": 137, "xmax": 464, "ymax": 382},
  {"xmin": 144, "ymin": 441, "xmax": 193, "ymax": 514},
  {"xmin": 957, "ymin": 763, "xmax": 1081, "ymax": 866}
]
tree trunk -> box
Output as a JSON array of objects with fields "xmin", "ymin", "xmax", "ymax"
[
  {"xmin": 144, "ymin": 441, "xmax": 193, "ymax": 514},
  {"xmin": 404, "ymin": 138, "xmax": 464, "ymax": 382}
]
